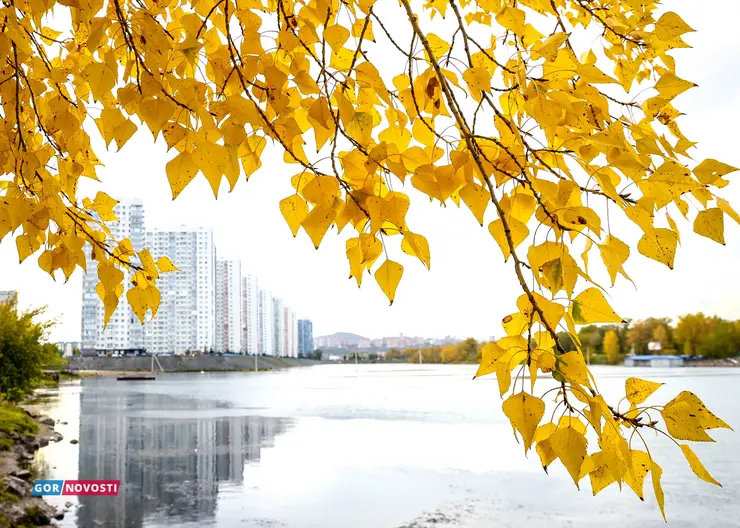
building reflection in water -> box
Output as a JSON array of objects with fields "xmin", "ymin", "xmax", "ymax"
[{"xmin": 75, "ymin": 390, "xmax": 293, "ymax": 527}]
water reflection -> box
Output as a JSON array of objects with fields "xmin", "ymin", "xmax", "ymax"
[{"xmin": 76, "ymin": 389, "xmax": 293, "ymax": 527}]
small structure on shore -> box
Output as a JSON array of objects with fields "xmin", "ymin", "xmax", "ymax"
[{"xmin": 624, "ymin": 355, "xmax": 684, "ymax": 367}]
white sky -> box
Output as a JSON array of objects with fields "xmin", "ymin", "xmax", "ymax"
[{"xmin": 1, "ymin": 0, "xmax": 739, "ymax": 342}]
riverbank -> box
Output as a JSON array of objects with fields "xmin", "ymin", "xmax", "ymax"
[
  {"xmin": 67, "ymin": 355, "xmax": 321, "ymax": 373},
  {"xmin": 0, "ymin": 400, "xmax": 66, "ymax": 526}
]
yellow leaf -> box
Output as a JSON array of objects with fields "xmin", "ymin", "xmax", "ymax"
[
  {"xmin": 651, "ymin": 461, "xmax": 666, "ymax": 521},
  {"xmin": 625, "ymin": 377, "xmax": 663, "ymax": 405},
  {"xmin": 693, "ymin": 208, "xmax": 725, "ymax": 245},
  {"xmin": 517, "ymin": 292, "xmax": 564, "ymax": 330},
  {"xmin": 459, "ymin": 183, "xmax": 489, "ymax": 225},
  {"xmin": 661, "ymin": 401, "xmax": 715, "ymax": 442},
  {"xmin": 655, "ymin": 73, "xmax": 696, "ymax": 100},
  {"xmin": 559, "ymin": 351, "xmax": 590, "ymax": 388},
  {"xmin": 671, "ymin": 392, "xmax": 732, "ymax": 431},
  {"xmin": 374, "ymin": 259, "xmax": 403, "ymax": 305},
  {"xmin": 301, "ymin": 203, "xmax": 337, "ymax": 249},
  {"xmin": 474, "ymin": 342, "xmax": 505, "ymax": 379},
  {"xmin": 126, "ymin": 286, "xmax": 155, "ymax": 324},
  {"xmin": 166, "ymin": 152, "xmax": 199, "ymax": 200},
  {"xmin": 589, "ymin": 462, "xmax": 617, "ymax": 496},
  {"xmin": 570, "ymin": 288, "xmax": 623, "ymax": 324},
  {"xmin": 97, "ymin": 282, "xmax": 122, "ymax": 329},
  {"xmin": 323, "ymin": 25, "xmax": 350, "ymax": 49},
  {"xmin": 359, "ymin": 234, "xmax": 382, "ymax": 266},
  {"xmin": 280, "ymin": 194, "xmax": 309, "ymax": 237},
  {"xmin": 425, "ymin": 33, "xmax": 450, "ymax": 58},
  {"xmin": 679, "ymin": 445, "xmax": 721, "ymax": 486},
  {"xmin": 637, "ymin": 228, "xmax": 678, "ymax": 269},
  {"xmin": 462, "ymin": 67, "xmax": 491, "ymax": 95},
  {"xmin": 716, "ymin": 197, "xmax": 740, "ymax": 225},
  {"xmin": 155, "ymin": 256, "xmax": 178, "ymax": 273},
  {"xmin": 496, "ymin": 6, "xmax": 526, "ymax": 34},
  {"xmin": 502, "ymin": 311, "xmax": 529, "ymax": 337},
  {"xmin": 488, "ymin": 218, "xmax": 529, "ymax": 262},
  {"xmin": 549, "ymin": 426, "xmax": 588, "ymax": 487},
  {"xmin": 38, "ymin": 250, "xmax": 54, "ymax": 276},
  {"xmin": 401, "ymin": 232, "xmax": 431, "ymax": 269},
  {"xmin": 598, "ymin": 235, "xmax": 631, "ymax": 287},
  {"xmin": 502, "ymin": 392, "xmax": 545, "ymax": 452},
  {"xmin": 494, "ymin": 347, "xmax": 527, "ymax": 397},
  {"xmin": 92, "ymin": 191, "xmax": 118, "ymax": 222},
  {"xmin": 623, "ymin": 450, "xmax": 651, "ymax": 500},
  {"xmin": 193, "ymin": 141, "xmax": 230, "ymax": 197},
  {"xmin": 639, "ymin": 160, "xmax": 699, "ymax": 207},
  {"xmin": 534, "ymin": 422, "xmax": 559, "ymax": 469},
  {"xmin": 16, "ymin": 234, "xmax": 34, "ymax": 263},
  {"xmin": 346, "ymin": 239, "xmax": 364, "ymax": 287},
  {"xmin": 693, "ymin": 159, "xmax": 738, "ymax": 186},
  {"xmin": 557, "ymin": 415, "xmax": 587, "ymax": 436},
  {"xmin": 654, "ymin": 12, "xmax": 695, "ymax": 41}
]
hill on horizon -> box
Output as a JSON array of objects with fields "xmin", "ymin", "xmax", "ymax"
[{"xmin": 315, "ymin": 332, "xmax": 367, "ymax": 341}]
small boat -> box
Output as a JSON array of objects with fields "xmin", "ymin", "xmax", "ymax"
[{"xmin": 117, "ymin": 376, "xmax": 156, "ymax": 381}]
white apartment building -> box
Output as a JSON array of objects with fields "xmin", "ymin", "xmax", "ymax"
[
  {"xmin": 286, "ymin": 310, "xmax": 298, "ymax": 358},
  {"xmin": 215, "ymin": 259, "xmax": 242, "ymax": 353},
  {"xmin": 241, "ymin": 275, "xmax": 260, "ymax": 355},
  {"xmin": 272, "ymin": 297, "xmax": 285, "ymax": 357},
  {"xmin": 81, "ymin": 199, "xmax": 145, "ymax": 353},
  {"xmin": 143, "ymin": 227, "xmax": 216, "ymax": 354},
  {"xmin": 257, "ymin": 288, "xmax": 273, "ymax": 356}
]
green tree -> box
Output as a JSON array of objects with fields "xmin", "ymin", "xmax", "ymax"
[
  {"xmin": 603, "ymin": 330, "xmax": 620, "ymax": 365},
  {"xmin": 0, "ymin": 299, "xmax": 59, "ymax": 402},
  {"xmin": 626, "ymin": 318, "xmax": 673, "ymax": 355}
]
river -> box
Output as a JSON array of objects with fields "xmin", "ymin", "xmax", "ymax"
[{"xmin": 33, "ymin": 364, "xmax": 740, "ymax": 527}]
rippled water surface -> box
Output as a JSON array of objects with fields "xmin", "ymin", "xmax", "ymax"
[{"xmin": 35, "ymin": 364, "xmax": 740, "ymax": 527}]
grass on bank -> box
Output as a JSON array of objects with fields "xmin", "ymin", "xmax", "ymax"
[{"xmin": 0, "ymin": 401, "xmax": 38, "ymax": 451}]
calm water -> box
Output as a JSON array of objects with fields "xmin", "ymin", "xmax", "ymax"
[{"xmin": 33, "ymin": 365, "xmax": 740, "ymax": 528}]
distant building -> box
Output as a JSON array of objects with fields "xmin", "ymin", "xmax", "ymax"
[
  {"xmin": 241, "ymin": 275, "xmax": 260, "ymax": 355},
  {"xmin": 81, "ymin": 199, "xmax": 145, "ymax": 355},
  {"xmin": 272, "ymin": 297, "xmax": 285, "ymax": 356},
  {"xmin": 286, "ymin": 309, "xmax": 297, "ymax": 358},
  {"xmin": 257, "ymin": 288, "xmax": 273, "ymax": 356},
  {"xmin": 624, "ymin": 355, "xmax": 684, "ymax": 368},
  {"xmin": 143, "ymin": 226, "xmax": 216, "ymax": 354},
  {"xmin": 297, "ymin": 320, "xmax": 313, "ymax": 357},
  {"xmin": 215, "ymin": 259, "xmax": 242, "ymax": 353},
  {"xmin": 56, "ymin": 341, "xmax": 82, "ymax": 357},
  {"xmin": 0, "ymin": 290, "xmax": 17, "ymax": 304}
]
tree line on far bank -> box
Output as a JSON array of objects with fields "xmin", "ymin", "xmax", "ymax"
[{"xmin": 381, "ymin": 313, "xmax": 740, "ymax": 366}]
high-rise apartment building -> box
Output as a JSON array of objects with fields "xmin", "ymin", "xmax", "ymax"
[
  {"xmin": 272, "ymin": 297, "xmax": 284, "ymax": 357},
  {"xmin": 81, "ymin": 199, "xmax": 145, "ymax": 354},
  {"xmin": 241, "ymin": 275, "xmax": 260, "ymax": 355},
  {"xmin": 297, "ymin": 319, "xmax": 314, "ymax": 357},
  {"xmin": 144, "ymin": 227, "xmax": 216, "ymax": 354},
  {"xmin": 285, "ymin": 309, "xmax": 298, "ymax": 358},
  {"xmin": 215, "ymin": 259, "xmax": 242, "ymax": 353},
  {"xmin": 257, "ymin": 288, "xmax": 273, "ymax": 356}
]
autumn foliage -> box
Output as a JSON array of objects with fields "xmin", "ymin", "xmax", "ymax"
[{"xmin": 0, "ymin": 0, "xmax": 736, "ymax": 517}]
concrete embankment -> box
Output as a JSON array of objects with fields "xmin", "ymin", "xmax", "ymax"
[{"xmin": 67, "ymin": 355, "xmax": 321, "ymax": 372}]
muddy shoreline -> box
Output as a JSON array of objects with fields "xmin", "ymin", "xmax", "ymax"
[{"xmin": 0, "ymin": 401, "xmax": 68, "ymax": 527}]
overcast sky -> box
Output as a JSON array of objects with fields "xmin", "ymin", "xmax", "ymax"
[{"xmin": 1, "ymin": 0, "xmax": 739, "ymax": 342}]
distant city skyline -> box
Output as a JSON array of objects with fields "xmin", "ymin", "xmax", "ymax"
[
  {"xmin": 78, "ymin": 200, "xmax": 309, "ymax": 356},
  {"xmin": 313, "ymin": 332, "xmax": 470, "ymax": 351}
]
